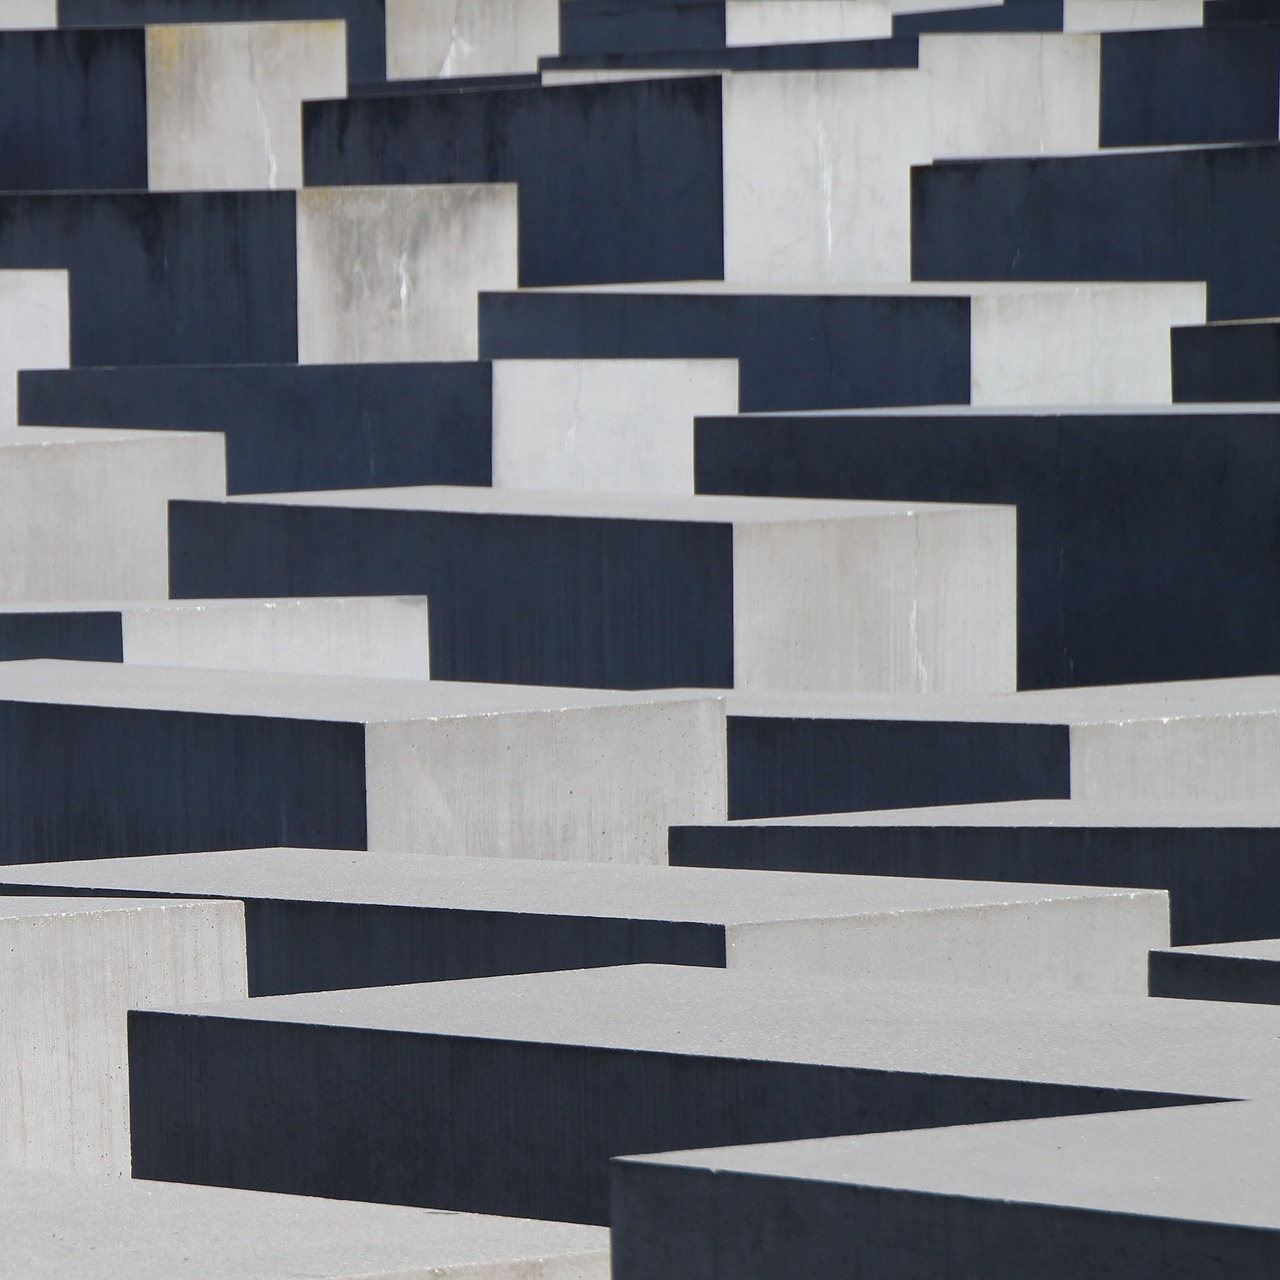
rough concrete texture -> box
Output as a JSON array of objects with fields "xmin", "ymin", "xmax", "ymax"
[
  {"xmin": 127, "ymin": 963, "xmax": 1280, "ymax": 1223},
  {"xmin": 0, "ymin": 846, "xmax": 1168, "ymax": 996},
  {"xmin": 387, "ymin": 0, "xmax": 560, "ymax": 78},
  {"xmin": 146, "ymin": 21, "xmax": 347, "ymax": 190},
  {"xmin": 0, "ymin": 659, "xmax": 726, "ymax": 863},
  {"xmin": 297, "ymin": 184, "xmax": 519, "ymax": 362},
  {"xmin": 0, "ymin": 1169, "xmax": 608, "ymax": 1279},
  {"xmin": 0, "ymin": 430, "xmax": 225, "ymax": 601},
  {"xmin": 171, "ymin": 487, "xmax": 1016, "ymax": 694},
  {"xmin": 0, "ymin": 271, "xmax": 67, "ymax": 431},
  {"xmin": 0, "ymin": 896, "xmax": 245, "ymax": 1175},
  {"xmin": 492, "ymin": 358, "xmax": 739, "ymax": 493}
]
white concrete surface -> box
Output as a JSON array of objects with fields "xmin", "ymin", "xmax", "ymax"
[
  {"xmin": 121, "ymin": 596, "xmax": 432, "ymax": 679},
  {"xmin": 0, "ymin": 897, "xmax": 246, "ymax": 1175},
  {"xmin": 0, "ymin": 271, "xmax": 68, "ymax": 433},
  {"xmin": 233, "ymin": 486, "xmax": 1018, "ymax": 695},
  {"xmin": 725, "ymin": 0, "xmax": 893, "ymax": 46},
  {"xmin": 387, "ymin": 0, "xmax": 560, "ymax": 78},
  {"xmin": 0, "ymin": 430, "xmax": 225, "ymax": 603},
  {"xmin": 725, "ymin": 33, "xmax": 1102, "ymax": 283},
  {"xmin": 491, "ymin": 358, "xmax": 739, "ymax": 493},
  {"xmin": 0, "ymin": 846, "xmax": 1170, "ymax": 994},
  {"xmin": 0, "ymin": 661, "xmax": 728, "ymax": 864},
  {"xmin": 298, "ymin": 184, "xmax": 520, "ymax": 363},
  {"xmin": 1064, "ymin": 0, "xmax": 1203, "ymax": 32},
  {"xmin": 146, "ymin": 21, "xmax": 347, "ymax": 191},
  {"xmin": 0, "ymin": 1169, "xmax": 609, "ymax": 1278},
  {"xmin": 0, "ymin": 0, "xmax": 55, "ymax": 28}
]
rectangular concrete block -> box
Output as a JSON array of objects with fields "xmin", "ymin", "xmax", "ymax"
[
  {"xmin": 0, "ymin": 597, "xmax": 430, "ymax": 677},
  {"xmin": 672, "ymin": 796, "xmax": 1280, "ymax": 944},
  {"xmin": 170, "ymin": 487, "xmax": 1016, "ymax": 693},
  {"xmin": 912, "ymin": 141, "xmax": 1280, "ymax": 322},
  {"xmin": 492, "ymin": 358, "xmax": 738, "ymax": 493},
  {"xmin": 146, "ymin": 20, "xmax": 347, "ymax": 190},
  {"xmin": 0, "ymin": 430, "xmax": 225, "ymax": 601},
  {"xmin": 387, "ymin": 0, "xmax": 559, "ymax": 78},
  {"xmin": 1149, "ymin": 938, "xmax": 1280, "ymax": 1004},
  {"xmin": 127, "ymin": 963, "xmax": 1278, "ymax": 1223},
  {"xmin": 0, "ymin": 0, "xmax": 55, "ymax": 26},
  {"xmin": 0, "ymin": 846, "xmax": 1168, "ymax": 996},
  {"xmin": 0, "ymin": 1169, "xmax": 609, "ymax": 1278},
  {"xmin": 725, "ymin": 1, "xmax": 893, "ymax": 44},
  {"xmin": 695, "ymin": 404, "xmax": 1274, "ymax": 689},
  {"xmin": 0, "ymin": 896, "xmax": 246, "ymax": 1174},
  {"xmin": 613, "ymin": 1102, "xmax": 1280, "ymax": 1280},
  {"xmin": 297, "ymin": 185, "xmax": 519, "ymax": 362},
  {"xmin": 0, "ymin": 659, "xmax": 725, "ymax": 863},
  {"xmin": 1067, "ymin": 0, "xmax": 1204, "ymax": 30},
  {"xmin": 480, "ymin": 289, "xmax": 971, "ymax": 412},
  {"xmin": 1173, "ymin": 319, "xmax": 1280, "ymax": 401},
  {"xmin": 19, "ymin": 361, "xmax": 493, "ymax": 494},
  {"xmin": 0, "ymin": 271, "xmax": 67, "ymax": 432},
  {"xmin": 302, "ymin": 75, "xmax": 725, "ymax": 286}
]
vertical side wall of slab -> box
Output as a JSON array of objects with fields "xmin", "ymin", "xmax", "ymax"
[
  {"xmin": 0, "ymin": 271, "xmax": 68, "ymax": 432},
  {"xmin": 0, "ymin": 899, "xmax": 246, "ymax": 1174},
  {"xmin": 386, "ymin": 0, "xmax": 559, "ymax": 78}
]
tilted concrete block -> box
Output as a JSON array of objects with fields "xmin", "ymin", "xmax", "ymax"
[
  {"xmin": 0, "ymin": 597, "xmax": 430, "ymax": 678},
  {"xmin": 0, "ymin": 845, "xmax": 1167, "ymax": 996},
  {"xmin": 0, "ymin": 271, "xmax": 67, "ymax": 432},
  {"xmin": 0, "ymin": 660, "xmax": 725, "ymax": 863},
  {"xmin": 672, "ymin": 796, "xmax": 1280, "ymax": 945},
  {"xmin": 387, "ymin": 0, "xmax": 559, "ymax": 79},
  {"xmin": 0, "ymin": 1169, "xmax": 608, "ymax": 1278},
  {"xmin": 0, "ymin": 430, "xmax": 224, "ymax": 602},
  {"xmin": 0, "ymin": 896, "xmax": 245, "ymax": 1174},
  {"xmin": 169, "ymin": 487, "xmax": 1016, "ymax": 693},
  {"xmin": 146, "ymin": 20, "xmax": 347, "ymax": 191},
  {"xmin": 612, "ymin": 1101, "xmax": 1280, "ymax": 1280},
  {"xmin": 695, "ymin": 403, "xmax": 1272, "ymax": 689},
  {"xmin": 297, "ymin": 185, "xmax": 519, "ymax": 362},
  {"xmin": 1150, "ymin": 938, "xmax": 1280, "ymax": 1004},
  {"xmin": 128, "ymin": 963, "xmax": 1280, "ymax": 1222}
]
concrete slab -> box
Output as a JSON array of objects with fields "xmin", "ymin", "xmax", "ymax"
[
  {"xmin": 0, "ymin": 597, "xmax": 431, "ymax": 677},
  {"xmin": 18, "ymin": 361, "xmax": 493, "ymax": 494},
  {"xmin": 169, "ymin": 487, "xmax": 1016, "ymax": 693},
  {"xmin": 0, "ymin": 846, "xmax": 1168, "ymax": 996},
  {"xmin": 127, "ymin": 963, "xmax": 1280, "ymax": 1223},
  {"xmin": 0, "ymin": 0, "xmax": 55, "ymax": 26},
  {"xmin": 146, "ymin": 20, "xmax": 347, "ymax": 191},
  {"xmin": 912, "ymin": 141, "xmax": 1280, "ymax": 322},
  {"xmin": 725, "ymin": 1, "xmax": 893, "ymax": 44},
  {"xmin": 387, "ymin": 0, "xmax": 560, "ymax": 79},
  {"xmin": 0, "ymin": 429, "xmax": 224, "ymax": 602},
  {"xmin": 1150, "ymin": 938, "xmax": 1280, "ymax": 1004},
  {"xmin": 297, "ymin": 185, "xmax": 519, "ymax": 362},
  {"xmin": 613, "ymin": 1101, "xmax": 1280, "ymax": 1280},
  {"xmin": 672, "ymin": 797, "xmax": 1280, "ymax": 944},
  {"xmin": 0, "ymin": 659, "xmax": 725, "ymax": 863},
  {"xmin": 302, "ymin": 76, "xmax": 724, "ymax": 286},
  {"xmin": 0, "ymin": 895, "xmax": 245, "ymax": 1174},
  {"xmin": 0, "ymin": 271, "xmax": 67, "ymax": 432},
  {"xmin": 479, "ymin": 288, "xmax": 971, "ymax": 412},
  {"xmin": 694, "ymin": 405, "xmax": 1275, "ymax": 687},
  {"xmin": 0, "ymin": 191, "xmax": 298, "ymax": 366},
  {"xmin": 0, "ymin": 1169, "xmax": 609, "ymax": 1279},
  {"xmin": 58, "ymin": 0, "xmax": 387, "ymax": 83},
  {"xmin": 1067, "ymin": 0, "xmax": 1204, "ymax": 30},
  {"xmin": 716, "ymin": 680, "xmax": 1280, "ymax": 826}
]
